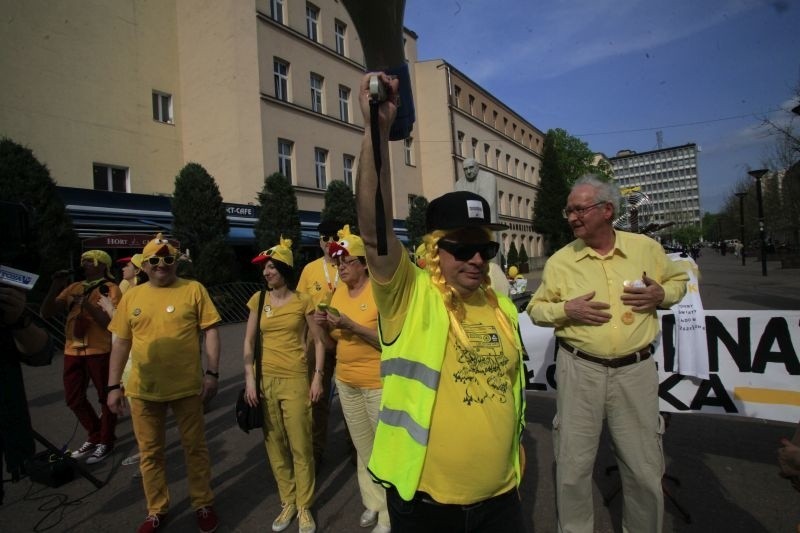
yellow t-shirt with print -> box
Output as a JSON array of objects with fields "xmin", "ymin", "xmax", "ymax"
[
  {"xmin": 373, "ymin": 257, "xmax": 518, "ymax": 504},
  {"xmin": 247, "ymin": 290, "xmax": 314, "ymax": 378},
  {"xmin": 330, "ymin": 282, "xmax": 380, "ymax": 389},
  {"xmin": 109, "ymin": 278, "xmax": 221, "ymax": 401},
  {"xmin": 296, "ymin": 256, "xmax": 339, "ymax": 306}
]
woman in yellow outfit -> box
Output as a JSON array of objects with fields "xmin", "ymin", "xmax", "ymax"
[
  {"xmin": 243, "ymin": 237, "xmax": 326, "ymax": 533},
  {"xmin": 314, "ymin": 226, "xmax": 389, "ymax": 533}
]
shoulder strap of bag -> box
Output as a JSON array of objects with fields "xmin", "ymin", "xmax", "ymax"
[{"xmin": 254, "ymin": 290, "xmax": 266, "ymax": 392}]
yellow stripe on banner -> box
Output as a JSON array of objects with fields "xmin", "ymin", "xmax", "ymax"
[{"xmin": 733, "ymin": 387, "xmax": 800, "ymax": 406}]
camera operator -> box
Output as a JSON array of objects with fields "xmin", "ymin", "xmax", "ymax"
[
  {"xmin": 40, "ymin": 250, "xmax": 121, "ymax": 465},
  {"xmin": 0, "ymin": 285, "xmax": 53, "ymax": 504}
]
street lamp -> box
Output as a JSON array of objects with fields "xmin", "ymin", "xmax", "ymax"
[
  {"xmin": 747, "ymin": 169, "xmax": 768, "ymax": 276},
  {"xmin": 735, "ymin": 192, "xmax": 747, "ymax": 266}
]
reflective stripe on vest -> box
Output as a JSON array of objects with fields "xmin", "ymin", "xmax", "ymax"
[
  {"xmin": 378, "ymin": 407, "xmax": 430, "ymax": 446},
  {"xmin": 381, "ymin": 358, "xmax": 440, "ymax": 390}
]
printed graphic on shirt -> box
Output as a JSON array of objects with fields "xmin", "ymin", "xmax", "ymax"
[
  {"xmin": 453, "ymin": 324, "xmax": 510, "ymax": 406},
  {"xmin": 312, "ymin": 281, "xmax": 322, "ymax": 293}
]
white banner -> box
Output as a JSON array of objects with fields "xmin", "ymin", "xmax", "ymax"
[{"xmin": 519, "ymin": 310, "xmax": 800, "ymax": 423}]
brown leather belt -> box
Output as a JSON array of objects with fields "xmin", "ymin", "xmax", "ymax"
[{"xmin": 558, "ymin": 340, "xmax": 652, "ymax": 368}]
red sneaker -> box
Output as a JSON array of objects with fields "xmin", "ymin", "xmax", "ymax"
[
  {"xmin": 196, "ymin": 506, "xmax": 219, "ymax": 533},
  {"xmin": 136, "ymin": 514, "xmax": 165, "ymax": 533}
]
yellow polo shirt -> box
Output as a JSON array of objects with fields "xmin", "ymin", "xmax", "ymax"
[{"xmin": 528, "ymin": 230, "xmax": 688, "ymax": 357}]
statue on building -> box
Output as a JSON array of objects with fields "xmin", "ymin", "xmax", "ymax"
[{"xmin": 455, "ymin": 158, "xmax": 499, "ymax": 224}]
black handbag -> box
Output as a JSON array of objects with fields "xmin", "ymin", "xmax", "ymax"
[{"xmin": 236, "ymin": 290, "xmax": 266, "ymax": 433}]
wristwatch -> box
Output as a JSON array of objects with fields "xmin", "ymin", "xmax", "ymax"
[
  {"xmin": 105, "ymin": 383, "xmax": 121, "ymax": 393},
  {"xmin": 205, "ymin": 370, "xmax": 219, "ymax": 379}
]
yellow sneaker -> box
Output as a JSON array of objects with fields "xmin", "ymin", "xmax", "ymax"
[
  {"xmin": 271, "ymin": 503, "xmax": 296, "ymax": 532},
  {"xmin": 298, "ymin": 507, "xmax": 316, "ymax": 533}
]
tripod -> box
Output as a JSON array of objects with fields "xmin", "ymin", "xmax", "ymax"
[
  {"xmin": 31, "ymin": 429, "xmax": 104, "ymax": 489},
  {"xmin": 601, "ymin": 413, "xmax": 691, "ymax": 524}
]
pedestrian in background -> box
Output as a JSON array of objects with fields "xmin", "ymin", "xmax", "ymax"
[
  {"xmin": 314, "ymin": 225, "xmax": 389, "ymax": 533},
  {"xmin": 244, "ymin": 237, "xmax": 325, "ymax": 533},
  {"xmin": 296, "ymin": 220, "xmax": 342, "ymax": 466},
  {"xmin": 107, "ymin": 233, "xmax": 221, "ymax": 533},
  {"xmin": 41, "ymin": 249, "xmax": 121, "ymax": 465}
]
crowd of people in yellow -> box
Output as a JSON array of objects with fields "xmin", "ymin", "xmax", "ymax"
[{"xmin": 14, "ymin": 70, "xmax": 796, "ymax": 533}]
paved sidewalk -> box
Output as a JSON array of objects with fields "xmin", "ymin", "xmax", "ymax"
[{"xmin": 3, "ymin": 252, "xmax": 799, "ymax": 532}]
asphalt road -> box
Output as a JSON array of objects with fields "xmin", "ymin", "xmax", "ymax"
[{"xmin": 3, "ymin": 249, "xmax": 799, "ymax": 532}]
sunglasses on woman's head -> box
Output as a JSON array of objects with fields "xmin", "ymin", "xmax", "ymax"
[
  {"xmin": 437, "ymin": 240, "xmax": 499, "ymax": 261},
  {"xmin": 320, "ymin": 235, "xmax": 339, "ymax": 243},
  {"xmin": 147, "ymin": 255, "xmax": 177, "ymax": 266}
]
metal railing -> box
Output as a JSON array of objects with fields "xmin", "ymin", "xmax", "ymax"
[{"xmin": 27, "ymin": 282, "xmax": 262, "ymax": 351}]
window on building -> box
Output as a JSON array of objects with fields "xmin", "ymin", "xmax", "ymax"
[
  {"xmin": 334, "ymin": 20, "xmax": 346, "ymax": 55},
  {"xmin": 515, "ymin": 158, "xmax": 520, "ymax": 178},
  {"xmin": 493, "ymin": 110, "xmax": 498, "ymax": 128},
  {"xmin": 270, "ymin": 0, "xmax": 284, "ymax": 23},
  {"xmin": 471, "ymin": 138, "xmax": 478, "ymax": 159},
  {"xmin": 338, "ymin": 85, "xmax": 350, "ymax": 122},
  {"xmin": 468, "ymin": 95, "xmax": 475, "ymax": 115},
  {"xmin": 273, "ymin": 59, "xmax": 289, "ymax": 101},
  {"xmin": 453, "ymin": 85, "xmax": 461, "ymax": 107},
  {"xmin": 503, "ymin": 117, "xmax": 508, "ymax": 134},
  {"xmin": 93, "ymin": 164, "xmax": 128, "ymax": 192},
  {"xmin": 151, "ymin": 91, "xmax": 173, "ymax": 124},
  {"xmin": 343, "ymin": 154, "xmax": 355, "ymax": 188},
  {"xmin": 314, "ymin": 148, "xmax": 328, "ymax": 189},
  {"xmin": 495, "ymin": 149, "xmax": 501, "ymax": 170},
  {"xmin": 457, "ymin": 131, "xmax": 465, "ymax": 156},
  {"xmin": 278, "ymin": 139, "xmax": 293, "ymax": 180},
  {"xmin": 505, "ymin": 154, "xmax": 511, "ymax": 174},
  {"xmin": 404, "ymin": 137, "xmax": 414, "ymax": 166},
  {"xmin": 481, "ymin": 103, "xmax": 487, "ymax": 122},
  {"xmin": 310, "ymin": 73, "xmax": 324, "ymax": 113},
  {"xmin": 306, "ymin": 3, "xmax": 319, "ymax": 42}
]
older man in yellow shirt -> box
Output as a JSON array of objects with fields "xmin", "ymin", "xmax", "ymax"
[{"xmin": 528, "ymin": 175, "xmax": 687, "ymax": 533}]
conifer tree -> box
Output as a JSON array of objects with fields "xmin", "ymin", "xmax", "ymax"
[
  {"xmin": 506, "ymin": 241, "xmax": 519, "ymax": 268},
  {"xmin": 518, "ymin": 244, "xmax": 529, "ymax": 270},
  {"xmin": 320, "ymin": 180, "xmax": 357, "ymax": 233},
  {"xmin": 0, "ymin": 138, "xmax": 78, "ymax": 282},
  {"xmin": 405, "ymin": 195, "xmax": 429, "ymax": 249},
  {"xmin": 255, "ymin": 172, "xmax": 301, "ymax": 262},
  {"xmin": 171, "ymin": 162, "xmax": 234, "ymax": 285}
]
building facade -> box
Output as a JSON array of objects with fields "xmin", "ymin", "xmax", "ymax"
[
  {"xmin": 1, "ymin": 0, "xmax": 544, "ymax": 263},
  {"xmin": 609, "ymin": 143, "xmax": 702, "ymax": 228},
  {"xmin": 413, "ymin": 60, "xmax": 545, "ymax": 262}
]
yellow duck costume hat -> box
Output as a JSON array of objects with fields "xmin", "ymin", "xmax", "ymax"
[
  {"xmin": 327, "ymin": 225, "xmax": 365, "ymax": 258},
  {"xmin": 252, "ymin": 236, "xmax": 294, "ymax": 268},
  {"xmin": 142, "ymin": 233, "xmax": 178, "ymax": 259},
  {"xmin": 81, "ymin": 250, "xmax": 112, "ymax": 269}
]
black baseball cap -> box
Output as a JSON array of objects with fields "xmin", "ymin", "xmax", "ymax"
[
  {"xmin": 425, "ymin": 191, "xmax": 507, "ymax": 233},
  {"xmin": 317, "ymin": 220, "xmax": 339, "ymax": 236}
]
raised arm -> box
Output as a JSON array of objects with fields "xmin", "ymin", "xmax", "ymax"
[{"xmin": 355, "ymin": 72, "xmax": 405, "ymax": 283}]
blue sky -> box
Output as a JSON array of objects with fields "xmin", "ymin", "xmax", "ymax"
[{"xmin": 404, "ymin": 0, "xmax": 800, "ymax": 213}]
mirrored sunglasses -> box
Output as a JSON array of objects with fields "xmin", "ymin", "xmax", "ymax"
[
  {"xmin": 437, "ymin": 240, "xmax": 499, "ymax": 261},
  {"xmin": 147, "ymin": 255, "xmax": 177, "ymax": 266}
]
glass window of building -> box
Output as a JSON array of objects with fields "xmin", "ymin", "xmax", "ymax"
[
  {"xmin": 93, "ymin": 164, "xmax": 128, "ymax": 192},
  {"xmin": 334, "ymin": 20, "xmax": 346, "ymax": 55},
  {"xmin": 270, "ymin": 0, "xmax": 284, "ymax": 23},
  {"xmin": 310, "ymin": 73, "xmax": 324, "ymax": 113},
  {"xmin": 343, "ymin": 154, "xmax": 355, "ymax": 188},
  {"xmin": 152, "ymin": 91, "xmax": 173, "ymax": 124},
  {"xmin": 404, "ymin": 137, "xmax": 414, "ymax": 166},
  {"xmin": 338, "ymin": 85, "xmax": 350, "ymax": 122},
  {"xmin": 274, "ymin": 59, "xmax": 289, "ymax": 101},
  {"xmin": 314, "ymin": 147, "xmax": 328, "ymax": 189},
  {"xmin": 306, "ymin": 4, "xmax": 319, "ymax": 42},
  {"xmin": 278, "ymin": 139, "xmax": 293, "ymax": 180}
]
